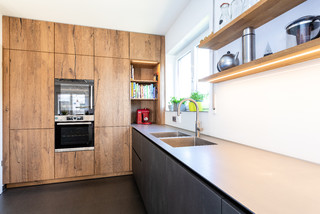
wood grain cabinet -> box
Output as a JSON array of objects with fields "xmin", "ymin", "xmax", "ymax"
[
  {"xmin": 55, "ymin": 151, "xmax": 94, "ymax": 179},
  {"xmin": 94, "ymin": 57, "xmax": 130, "ymax": 127},
  {"xmin": 9, "ymin": 129, "xmax": 54, "ymax": 183},
  {"xmin": 55, "ymin": 54, "xmax": 94, "ymax": 79},
  {"xmin": 55, "ymin": 23, "xmax": 94, "ymax": 55},
  {"xmin": 94, "ymin": 28, "xmax": 129, "ymax": 58},
  {"xmin": 95, "ymin": 127, "xmax": 130, "ymax": 175},
  {"xmin": 9, "ymin": 17, "xmax": 54, "ymax": 52},
  {"xmin": 10, "ymin": 50, "xmax": 54, "ymax": 129},
  {"xmin": 130, "ymin": 32, "xmax": 161, "ymax": 61}
]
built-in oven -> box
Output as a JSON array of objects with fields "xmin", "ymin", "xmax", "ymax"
[
  {"xmin": 54, "ymin": 79, "xmax": 95, "ymax": 152},
  {"xmin": 55, "ymin": 115, "xmax": 94, "ymax": 152}
]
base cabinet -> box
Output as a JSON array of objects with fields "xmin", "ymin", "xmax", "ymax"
[
  {"xmin": 9, "ymin": 129, "xmax": 54, "ymax": 183},
  {"xmin": 55, "ymin": 151, "xmax": 94, "ymax": 179},
  {"xmin": 167, "ymin": 157, "xmax": 222, "ymax": 214},
  {"xmin": 132, "ymin": 129, "xmax": 252, "ymax": 214},
  {"xmin": 222, "ymin": 199, "xmax": 247, "ymax": 214},
  {"xmin": 132, "ymin": 149, "xmax": 142, "ymax": 190},
  {"xmin": 95, "ymin": 127, "xmax": 130, "ymax": 175}
]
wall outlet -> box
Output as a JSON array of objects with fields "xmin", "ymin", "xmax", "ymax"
[
  {"xmin": 172, "ymin": 116, "xmax": 177, "ymax": 122},
  {"xmin": 172, "ymin": 115, "xmax": 182, "ymax": 123}
]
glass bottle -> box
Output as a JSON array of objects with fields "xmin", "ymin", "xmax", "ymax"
[
  {"xmin": 219, "ymin": 3, "xmax": 231, "ymax": 29},
  {"xmin": 231, "ymin": 0, "xmax": 243, "ymax": 20},
  {"xmin": 242, "ymin": 0, "xmax": 250, "ymax": 12}
]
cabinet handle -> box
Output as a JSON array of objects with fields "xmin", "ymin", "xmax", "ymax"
[{"xmin": 56, "ymin": 122, "xmax": 92, "ymax": 125}]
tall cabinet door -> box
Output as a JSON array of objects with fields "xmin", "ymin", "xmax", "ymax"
[
  {"xmin": 55, "ymin": 23, "xmax": 94, "ymax": 55},
  {"xmin": 9, "ymin": 17, "xmax": 54, "ymax": 52},
  {"xmin": 94, "ymin": 28, "xmax": 129, "ymax": 58},
  {"xmin": 95, "ymin": 127, "xmax": 130, "ymax": 175},
  {"xmin": 55, "ymin": 54, "xmax": 94, "ymax": 80},
  {"xmin": 10, "ymin": 129, "xmax": 54, "ymax": 183},
  {"xmin": 94, "ymin": 57, "xmax": 130, "ymax": 127},
  {"xmin": 129, "ymin": 32, "xmax": 161, "ymax": 61},
  {"xmin": 10, "ymin": 50, "xmax": 54, "ymax": 129}
]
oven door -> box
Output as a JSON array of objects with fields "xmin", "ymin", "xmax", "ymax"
[{"xmin": 55, "ymin": 122, "xmax": 94, "ymax": 150}]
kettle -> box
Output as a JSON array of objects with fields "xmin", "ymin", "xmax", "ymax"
[
  {"xmin": 217, "ymin": 51, "xmax": 240, "ymax": 72},
  {"xmin": 286, "ymin": 15, "xmax": 320, "ymax": 48}
]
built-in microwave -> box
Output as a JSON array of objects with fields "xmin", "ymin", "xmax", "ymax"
[{"xmin": 54, "ymin": 79, "xmax": 94, "ymax": 116}]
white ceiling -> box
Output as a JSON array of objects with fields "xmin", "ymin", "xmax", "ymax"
[{"xmin": 0, "ymin": 0, "xmax": 191, "ymax": 35}]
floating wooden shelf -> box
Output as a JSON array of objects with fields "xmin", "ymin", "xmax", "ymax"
[
  {"xmin": 131, "ymin": 80, "xmax": 157, "ymax": 83},
  {"xmin": 131, "ymin": 98, "xmax": 158, "ymax": 101},
  {"xmin": 131, "ymin": 60, "xmax": 159, "ymax": 68},
  {"xmin": 199, "ymin": 0, "xmax": 306, "ymax": 50},
  {"xmin": 200, "ymin": 38, "xmax": 320, "ymax": 83}
]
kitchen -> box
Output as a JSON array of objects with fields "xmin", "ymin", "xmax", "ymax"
[{"xmin": 0, "ymin": 0, "xmax": 320, "ymax": 213}]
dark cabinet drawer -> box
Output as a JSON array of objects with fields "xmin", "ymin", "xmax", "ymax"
[
  {"xmin": 142, "ymin": 136, "xmax": 168, "ymax": 214},
  {"xmin": 167, "ymin": 157, "xmax": 222, "ymax": 214},
  {"xmin": 132, "ymin": 149, "xmax": 142, "ymax": 191},
  {"xmin": 132, "ymin": 129, "xmax": 142, "ymax": 158},
  {"xmin": 222, "ymin": 199, "xmax": 249, "ymax": 214}
]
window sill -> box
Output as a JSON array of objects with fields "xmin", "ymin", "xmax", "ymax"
[{"xmin": 166, "ymin": 110, "xmax": 209, "ymax": 113}]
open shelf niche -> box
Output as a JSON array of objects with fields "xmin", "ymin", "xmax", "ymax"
[{"xmin": 130, "ymin": 60, "xmax": 161, "ymax": 124}]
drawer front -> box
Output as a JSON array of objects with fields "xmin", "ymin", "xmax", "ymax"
[
  {"xmin": 132, "ymin": 129, "xmax": 142, "ymax": 158},
  {"xmin": 132, "ymin": 148, "xmax": 142, "ymax": 190},
  {"xmin": 167, "ymin": 156, "xmax": 222, "ymax": 214}
]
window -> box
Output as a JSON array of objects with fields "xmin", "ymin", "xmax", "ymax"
[
  {"xmin": 177, "ymin": 52, "xmax": 193, "ymax": 99},
  {"xmin": 173, "ymin": 46, "xmax": 211, "ymax": 111}
]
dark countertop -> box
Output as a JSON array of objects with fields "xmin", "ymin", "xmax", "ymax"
[{"xmin": 132, "ymin": 124, "xmax": 320, "ymax": 214}]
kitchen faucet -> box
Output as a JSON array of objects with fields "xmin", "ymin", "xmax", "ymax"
[{"xmin": 177, "ymin": 98, "xmax": 201, "ymax": 138}]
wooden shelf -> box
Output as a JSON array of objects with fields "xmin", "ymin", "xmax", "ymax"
[
  {"xmin": 131, "ymin": 60, "xmax": 159, "ymax": 68},
  {"xmin": 131, "ymin": 80, "xmax": 157, "ymax": 83},
  {"xmin": 199, "ymin": 0, "xmax": 306, "ymax": 50},
  {"xmin": 131, "ymin": 98, "xmax": 158, "ymax": 101},
  {"xmin": 200, "ymin": 38, "xmax": 320, "ymax": 83}
]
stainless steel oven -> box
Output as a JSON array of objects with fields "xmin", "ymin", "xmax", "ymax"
[{"xmin": 55, "ymin": 115, "xmax": 94, "ymax": 152}]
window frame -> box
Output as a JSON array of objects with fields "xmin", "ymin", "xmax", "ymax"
[{"xmin": 173, "ymin": 30, "xmax": 213, "ymax": 105}]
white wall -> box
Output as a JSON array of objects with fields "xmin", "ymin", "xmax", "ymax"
[
  {"xmin": 0, "ymin": 13, "xmax": 3, "ymax": 193},
  {"xmin": 165, "ymin": 0, "xmax": 213, "ymax": 53},
  {"xmin": 165, "ymin": 0, "xmax": 320, "ymax": 164}
]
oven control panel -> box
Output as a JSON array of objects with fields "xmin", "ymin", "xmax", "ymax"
[
  {"xmin": 66, "ymin": 116, "xmax": 84, "ymax": 121},
  {"xmin": 55, "ymin": 115, "xmax": 94, "ymax": 122}
]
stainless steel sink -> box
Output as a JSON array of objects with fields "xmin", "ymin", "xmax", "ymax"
[
  {"xmin": 160, "ymin": 137, "xmax": 216, "ymax": 148},
  {"xmin": 150, "ymin": 131, "xmax": 191, "ymax": 138}
]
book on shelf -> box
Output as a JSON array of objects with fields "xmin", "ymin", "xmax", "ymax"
[
  {"xmin": 131, "ymin": 65, "xmax": 135, "ymax": 80},
  {"xmin": 131, "ymin": 82, "xmax": 157, "ymax": 99}
]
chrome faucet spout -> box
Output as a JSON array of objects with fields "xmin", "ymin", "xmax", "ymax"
[{"xmin": 177, "ymin": 98, "xmax": 201, "ymax": 138}]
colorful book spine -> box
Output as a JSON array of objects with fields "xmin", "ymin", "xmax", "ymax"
[{"xmin": 131, "ymin": 82, "xmax": 157, "ymax": 99}]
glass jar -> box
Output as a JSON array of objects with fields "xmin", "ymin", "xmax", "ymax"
[
  {"xmin": 231, "ymin": 0, "xmax": 243, "ymax": 20},
  {"xmin": 243, "ymin": 0, "xmax": 259, "ymax": 12},
  {"xmin": 219, "ymin": 3, "xmax": 231, "ymax": 29}
]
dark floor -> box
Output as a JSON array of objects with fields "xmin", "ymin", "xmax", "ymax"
[{"xmin": 0, "ymin": 175, "xmax": 147, "ymax": 214}]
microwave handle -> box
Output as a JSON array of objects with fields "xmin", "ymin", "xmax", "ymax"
[
  {"xmin": 57, "ymin": 122, "xmax": 92, "ymax": 125},
  {"xmin": 90, "ymin": 85, "xmax": 93, "ymax": 110}
]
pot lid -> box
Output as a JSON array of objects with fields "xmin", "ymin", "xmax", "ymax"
[{"xmin": 286, "ymin": 15, "xmax": 319, "ymax": 31}]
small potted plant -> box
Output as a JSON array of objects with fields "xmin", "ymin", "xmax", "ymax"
[
  {"xmin": 170, "ymin": 97, "xmax": 187, "ymax": 111},
  {"xmin": 168, "ymin": 101, "xmax": 174, "ymax": 111},
  {"xmin": 189, "ymin": 91, "xmax": 206, "ymax": 111},
  {"xmin": 170, "ymin": 97, "xmax": 179, "ymax": 111}
]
